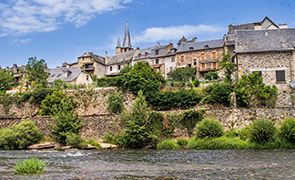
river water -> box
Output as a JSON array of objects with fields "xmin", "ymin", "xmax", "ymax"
[{"xmin": 0, "ymin": 149, "xmax": 295, "ymax": 179}]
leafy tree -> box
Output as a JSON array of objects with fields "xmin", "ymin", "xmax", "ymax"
[
  {"xmin": 204, "ymin": 71, "xmax": 219, "ymax": 81},
  {"xmin": 118, "ymin": 62, "xmax": 165, "ymax": 97},
  {"xmin": 168, "ymin": 66, "xmax": 196, "ymax": 86},
  {"xmin": 26, "ymin": 57, "xmax": 49, "ymax": 87},
  {"xmin": 0, "ymin": 69, "xmax": 15, "ymax": 91},
  {"xmin": 235, "ymin": 72, "xmax": 278, "ymax": 107},
  {"xmin": 106, "ymin": 92, "xmax": 124, "ymax": 114},
  {"xmin": 203, "ymin": 83, "xmax": 234, "ymax": 107},
  {"xmin": 219, "ymin": 52, "xmax": 236, "ymax": 83}
]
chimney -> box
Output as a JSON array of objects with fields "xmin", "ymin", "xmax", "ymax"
[
  {"xmin": 105, "ymin": 51, "xmax": 108, "ymax": 57},
  {"xmin": 279, "ymin": 24, "xmax": 288, "ymax": 29},
  {"xmin": 192, "ymin": 37, "xmax": 197, "ymax": 42},
  {"xmin": 105, "ymin": 51, "xmax": 108, "ymax": 65},
  {"xmin": 169, "ymin": 42, "xmax": 173, "ymax": 48}
]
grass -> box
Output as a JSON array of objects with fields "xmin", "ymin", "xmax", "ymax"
[
  {"xmin": 157, "ymin": 140, "xmax": 179, "ymax": 150},
  {"xmin": 14, "ymin": 158, "xmax": 46, "ymax": 175}
]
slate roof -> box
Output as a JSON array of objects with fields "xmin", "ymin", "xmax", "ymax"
[
  {"xmin": 79, "ymin": 52, "xmax": 105, "ymax": 65},
  {"xmin": 47, "ymin": 66, "xmax": 82, "ymax": 83},
  {"xmin": 122, "ymin": 23, "xmax": 132, "ymax": 48},
  {"xmin": 235, "ymin": 28, "xmax": 295, "ymax": 53},
  {"xmin": 150, "ymin": 44, "xmax": 171, "ymax": 58},
  {"xmin": 134, "ymin": 46, "xmax": 156, "ymax": 60},
  {"xmin": 177, "ymin": 39, "xmax": 224, "ymax": 53},
  {"xmin": 107, "ymin": 50, "xmax": 136, "ymax": 65}
]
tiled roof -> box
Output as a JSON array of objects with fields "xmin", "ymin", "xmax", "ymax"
[
  {"xmin": 134, "ymin": 46, "xmax": 156, "ymax": 60},
  {"xmin": 177, "ymin": 39, "xmax": 224, "ymax": 53},
  {"xmin": 235, "ymin": 28, "xmax": 295, "ymax": 53},
  {"xmin": 79, "ymin": 52, "xmax": 105, "ymax": 65},
  {"xmin": 47, "ymin": 66, "xmax": 82, "ymax": 83},
  {"xmin": 107, "ymin": 50, "xmax": 135, "ymax": 65}
]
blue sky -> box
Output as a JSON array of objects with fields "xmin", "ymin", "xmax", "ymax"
[{"xmin": 0, "ymin": 0, "xmax": 295, "ymax": 68}]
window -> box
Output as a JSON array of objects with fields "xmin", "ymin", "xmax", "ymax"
[
  {"xmin": 155, "ymin": 59, "xmax": 159, "ymax": 64},
  {"xmin": 118, "ymin": 65, "xmax": 121, "ymax": 70},
  {"xmin": 138, "ymin": 53, "xmax": 141, "ymax": 58},
  {"xmin": 253, "ymin": 71, "xmax": 262, "ymax": 77},
  {"xmin": 201, "ymin": 53, "xmax": 205, "ymax": 60},
  {"xmin": 213, "ymin": 62, "xmax": 217, "ymax": 69},
  {"xmin": 276, "ymin": 70, "xmax": 285, "ymax": 83},
  {"xmin": 193, "ymin": 59, "xmax": 197, "ymax": 65},
  {"xmin": 86, "ymin": 75, "xmax": 89, "ymax": 80},
  {"xmin": 188, "ymin": 64, "xmax": 191, "ymax": 67},
  {"xmin": 212, "ymin": 52, "xmax": 217, "ymax": 59},
  {"xmin": 202, "ymin": 63, "xmax": 205, "ymax": 69},
  {"xmin": 145, "ymin": 52, "xmax": 148, "ymax": 56},
  {"xmin": 170, "ymin": 66, "xmax": 173, "ymax": 72},
  {"xmin": 155, "ymin": 49, "xmax": 159, "ymax": 55},
  {"xmin": 110, "ymin": 66, "xmax": 112, "ymax": 71},
  {"xmin": 171, "ymin": 57, "xmax": 175, "ymax": 62},
  {"xmin": 180, "ymin": 56, "xmax": 184, "ymax": 62}
]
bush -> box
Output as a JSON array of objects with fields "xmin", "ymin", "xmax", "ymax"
[
  {"xmin": 280, "ymin": 118, "xmax": 295, "ymax": 143},
  {"xmin": 179, "ymin": 109, "xmax": 205, "ymax": 136},
  {"xmin": 0, "ymin": 120, "xmax": 42, "ymax": 150},
  {"xmin": 192, "ymin": 79, "xmax": 200, "ymax": 87},
  {"xmin": 238, "ymin": 127, "xmax": 250, "ymax": 141},
  {"xmin": 85, "ymin": 138, "xmax": 102, "ymax": 149},
  {"xmin": 249, "ymin": 119, "xmax": 277, "ymax": 144},
  {"xmin": 95, "ymin": 76, "xmax": 119, "ymax": 87},
  {"xmin": 147, "ymin": 90, "xmax": 202, "ymax": 110},
  {"xmin": 66, "ymin": 133, "xmax": 86, "ymax": 149},
  {"xmin": 14, "ymin": 158, "xmax": 46, "ymax": 175},
  {"xmin": 203, "ymin": 83, "xmax": 233, "ymax": 107},
  {"xmin": 188, "ymin": 136, "xmax": 247, "ymax": 150},
  {"xmin": 225, "ymin": 129, "xmax": 239, "ymax": 138},
  {"xmin": 204, "ymin": 71, "xmax": 219, "ymax": 81},
  {"xmin": 176, "ymin": 138, "xmax": 188, "ymax": 148},
  {"xmin": 103, "ymin": 133, "xmax": 116, "ymax": 144},
  {"xmin": 196, "ymin": 118, "xmax": 224, "ymax": 139},
  {"xmin": 157, "ymin": 140, "xmax": 179, "ymax": 150},
  {"xmin": 106, "ymin": 92, "xmax": 124, "ymax": 114}
]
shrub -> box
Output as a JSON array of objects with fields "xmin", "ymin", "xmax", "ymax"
[
  {"xmin": 0, "ymin": 120, "xmax": 42, "ymax": 150},
  {"xmin": 179, "ymin": 109, "xmax": 205, "ymax": 136},
  {"xmin": 203, "ymin": 83, "xmax": 233, "ymax": 107},
  {"xmin": 249, "ymin": 119, "xmax": 277, "ymax": 144},
  {"xmin": 188, "ymin": 137, "xmax": 247, "ymax": 150},
  {"xmin": 95, "ymin": 76, "xmax": 119, "ymax": 87},
  {"xmin": 280, "ymin": 118, "xmax": 295, "ymax": 143},
  {"xmin": 176, "ymin": 138, "xmax": 188, "ymax": 148},
  {"xmin": 204, "ymin": 71, "xmax": 219, "ymax": 81},
  {"xmin": 66, "ymin": 133, "xmax": 86, "ymax": 149},
  {"xmin": 167, "ymin": 67, "xmax": 196, "ymax": 87},
  {"xmin": 192, "ymin": 79, "xmax": 200, "ymax": 87},
  {"xmin": 103, "ymin": 133, "xmax": 116, "ymax": 144},
  {"xmin": 157, "ymin": 140, "xmax": 179, "ymax": 150},
  {"xmin": 196, "ymin": 118, "xmax": 224, "ymax": 139},
  {"xmin": 238, "ymin": 126, "xmax": 250, "ymax": 140},
  {"xmin": 106, "ymin": 92, "xmax": 124, "ymax": 114},
  {"xmin": 85, "ymin": 138, "xmax": 102, "ymax": 149},
  {"xmin": 225, "ymin": 129, "xmax": 239, "ymax": 138},
  {"xmin": 14, "ymin": 158, "xmax": 46, "ymax": 175},
  {"xmin": 147, "ymin": 90, "xmax": 202, "ymax": 110}
]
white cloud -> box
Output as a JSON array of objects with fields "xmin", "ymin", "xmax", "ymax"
[
  {"xmin": 133, "ymin": 24, "xmax": 224, "ymax": 44},
  {"xmin": 0, "ymin": 0, "xmax": 132, "ymax": 35},
  {"xmin": 10, "ymin": 38, "xmax": 32, "ymax": 45}
]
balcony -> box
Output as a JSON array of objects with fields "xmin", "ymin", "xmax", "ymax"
[{"xmin": 199, "ymin": 67, "xmax": 217, "ymax": 72}]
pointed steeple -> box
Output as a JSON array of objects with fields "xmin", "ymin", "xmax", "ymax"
[
  {"xmin": 116, "ymin": 38, "xmax": 121, "ymax": 48},
  {"xmin": 122, "ymin": 22, "xmax": 132, "ymax": 48}
]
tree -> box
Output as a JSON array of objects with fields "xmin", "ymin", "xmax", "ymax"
[
  {"xmin": 118, "ymin": 62, "xmax": 165, "ymax": 97},
  {"xmin": 0, "ymin": 69, "xmax": 15, "ymax": 91},
  {"xmin": 167, "ymin": 66, "xmax": 196, "ymax": 87},
  {"xmin": 219, "ymin": 52, "xmax": 236, "ymax": 83},
  {"xmin": 26, "ymin": 57, "xmax": 48, "ymax": 87},
  {"xmin": 235, "ymin": 72, "xmax": 278, "ymax": 107},
  {"xmin": 204, "ymin": 71, "xmax": 219, "ymax": 81}
]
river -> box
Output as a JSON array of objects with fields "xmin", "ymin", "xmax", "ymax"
[{"xmin": 0, "ymin": 149, "xmax": 295, "ymax": 179}]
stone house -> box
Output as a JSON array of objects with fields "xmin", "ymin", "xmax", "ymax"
[
  {"xmin": 235, "ymin": 28, "xmax": 295, "ymax": 107},
  {"xmin": 77, "ymin": 52, "xmax": 106, "ymax": 78},
  {"xmin": 47, "ymin": 66, "xmax": 93, "ymax": 85},
  {"xmin": 176, "ymin": 37, "xmax": 225, "ymax": 79}
]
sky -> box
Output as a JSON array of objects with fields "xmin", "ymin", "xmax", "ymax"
[{"xmin": 0, "ymin": 0, "xmax": 295, "ymax": 68}]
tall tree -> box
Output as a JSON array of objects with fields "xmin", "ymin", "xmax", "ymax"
[
  {"xmin": 219, "ymin": 52, "xmax": 236, "ymax": 83},
  {"xmin": 26, "ymin": 57, "xmax": 48, "ymax": 87},
  {"xmin": 0, "ymin": 69, "xmax": 15, "ymax": 91},
  {"xmin": 167, "ymin": 66, "xmax": 196, "ymax": 85}
]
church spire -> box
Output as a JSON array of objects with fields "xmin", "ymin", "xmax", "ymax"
[
  {"xmin": 116, "ymin": 38, "xmax": 121, "ymax": 48},
  {"xmin": 122, "ymin": 22, "xmax": 132, "ymax": 48}
]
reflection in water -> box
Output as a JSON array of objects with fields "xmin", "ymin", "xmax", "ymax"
[{"xmin": 0, "ymin": 149, "xmax": 295, "ymax": 179}]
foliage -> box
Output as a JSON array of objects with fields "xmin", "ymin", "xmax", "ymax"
[
  {"xmin": 202, "ymin": 83, "xmax": 233, "ymax": 107},
  {"xmin": 85, "ymin": 138, "xmax": 102, "ymax": 149},
  {"xmin": 41, "ymin": 90, "xmax": 75, "ymax": 115},
  {"xmin": 94, "ymin": 76, "xmax": 120, "ymax": 87},
  {"xmin": 118, "ymin": 62, "xmax": 165, "ymax": 97},
  {"xmin": 179, "ymin": 109, "xmax": 205, "ymax": 136},
  {"xmin": 0, "ymin": 69, "xmax": 15, "ymax": 91},
  {"xmin": 224, "ymin": 129, "xmax": 239, "ymax": 138},
  {"xmin": 66, "ymin": 133, "xmax": 86, "ymax": 149},
  {"xmin": 118, "ymin": 91, "xmax": 153, "ymax": 148},
  {"xmin": 147, "ymin": 90, "xmax": 202, "ymax": 110},
  {"xmin": 51, "ymin": 98, "xmax": 80, "ymax": 144},
  {"xmin": 106, "ymin": 92, "xmax": 124, "ymax": 114},
  {"xmin": 25, "ymin": 57, "xmax": 49, "ymax": 87},
  {"xmin": 157, "ymin": 140, "xmax": 179, "ymax": 150},
  {"xmin": 14, "ymin": 158, "xmax": 46, "ymax": 175},
  {"xmin": 235, "ymin": 72, "xmax": 278, "ymax": 107},
  {"xmin": 249, "ymin": 119, "xmax": 277, "ymax": 144},
  {"xmin": 0, "ymin": 120, "xmax": 42, "ymax": 150},
  {"xmin": 103, "ymin": 133, "xmax": 116, "ymax": 144},
  {"xmin": 204, "ymin": 71, "xmax": 219, "ymax": 81},
  {"xmin": 167, "ymin": 66, "xmax": 196, "ymax": 86},
  {"xmin": 188, "ymin": 136, "xmax": 247, "ymax": 150},
  {"xmin": 218, "ymin": 52, "xmax": 236, "ymax": 83},
  {"xmin": 238, "ymin": 126, "xmax": 250, "ymax": 141},
  {"xmin": 192, "ymin": 79, "xmax": 200, "ymax": 87},
  {"xmin": 280, "ymin": 118, "xmax": 295, "ymax": 143},
  {"xmin": 176, "ymin": 138, "xmax": 188, "ymax": 148},
  {"xmin": 196, "ymin": 118, "xmax": 224, "ymax": 139}
]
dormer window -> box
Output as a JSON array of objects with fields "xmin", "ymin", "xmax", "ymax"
[
  {"xmin": 155, "ymin": 49, "xmax": 159, "ymax": 55},
  {"xmin": 189, "ymin": 47, "xmax": 194, "ymax": 50},
  {"xmin": 204, "ymin": 45, "xmax": 209, "ymax": 48}
]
